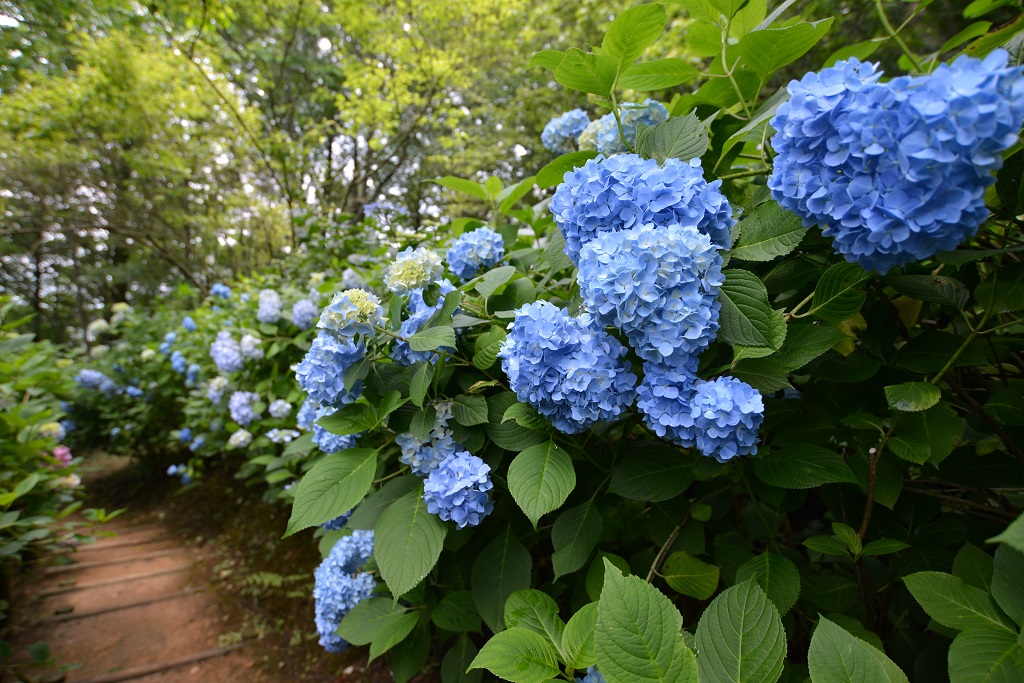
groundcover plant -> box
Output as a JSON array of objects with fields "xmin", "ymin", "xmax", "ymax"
[{"xmin": 63, "ymin": 1, "xmax": 1024, "ymax": 681}]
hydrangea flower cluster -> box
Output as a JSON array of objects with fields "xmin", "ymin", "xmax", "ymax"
[
  {"xmin": 268, "ymin": 399, "xmax": 292, "ymax": 419},
  {"xmin": 267, "ymin": 428, "xmax": 301, "ymax": 444},
  {"xmin": 322, "ymin": 511, "xmax": 351, "ymax": 531},
  {"xmin": 313, "ymin": 532, "xmax": 377, "ymax": 653},
  {"xmin": 578, "ymin": 119, "xmax": 601, "ymax": 151},
  {"xmin": 551, "ymin": 154, "xmax": 735, "ymax": 263},
  {"xmin": 240, "ymin": 333, "xmax": 263, "ymax": 360},
  {"xmin": 170, "ymin": 350, "xmax": 187, "ymax": 374},
  {"xmin": 579, "ymin": 223, "xmax": 724, "ymax": 366},
  {"xmin": 769, "ymin": 52, "xmax": 1024, "ymax": 273},
  {"xmin": 159, "ymin": 332, "xmax": 176, "ymax": 355},
  {"xmin": 384, "ymin": 247, "xmax": 444, "ymax": 295},
  {"xmin": 292, "ymin": 299, "xmax": 318, "ymax": 330},
  {"xmin": 189, "ymin": 435, "xmax": 205, "ymax": 452},
  {"xmin": 40, "ymin": 422, "xmax": 66, "ymax": 442},
  {"xmin": 446, "ymin": 227, "xmax": 506, "ymax": 281},
  {"xmin": 140, "ymin": 348, "xmax": 156, "ymax": 362},
  {"xmin": 123, "ymin": 385, "xmax": 144, "ymax": 398},
  {"xmin": 341, "ymin": 268, "xmax": 365, "ymax": 291},
  {"xmin": 179, "ymin": 427, "xmax": 193, "ymax": 443},
  {"xmin": 256, "ymin": 289, "xmax": 282, "ymax": 323},
  {"xmin": 182, "ymin": 316, "xmax": 197, "ymax": 332},
  {"xmin": 165, "ymin": 464, "xmax": 192, "ymax": 485},
  {"xmin": 77, "ymin": 369, "xmax": 119, "ymax": 394},
  {"xmin": 312, "ymin": 405, "xmax": 359, "ymax": 454},
  {"xmin": 576, "ymin": 667, "xmax": 607, "ymax": 683},
  {"xmin": 207, "ymin": 376, "xmax": 229, "ymax": 404},
  {"xmin": 211, "ymin": 283, "xmax": 231, "ymax": 299},
  {"xmin": 318, "ymin": 289, "xmax": 386, "ymax": 339},
  {"xmin": 228, "ymin": 391, "xmax": 261, "ymax": 426},
  {"xmin": 686, "ymin": 377, "xmax": 765, "ymax": 461},
  {"xmin": 295, "ymin": 331, "xmax": 365, "ymax": 408},
  {"xmin": 396, "ymin": 402, "xmax": 459, "ymax": 477},
  {"xmin": 390, "ymin": 280, "xmax": 457, "ymax": 366},
  {"xmin": 423, "ymin": 451, "xmax": 494, "ymax": 529},
  {"xmin": 210, "ymin": 331, "xmax": 244, "ymax": 373},
  {"xmin": 185, "ymin": 364, "xmax": 200, "ymax": 386},
  {"xmin": 296, "ymin": 399, "xmax": 318, "ymax": 430},
  {"xmin": 541, "ymin": 108, "xmax": 591, "ymax": 153},
  {"xmin": 498, "ymin": 301, "xmax": 637, "ymax": 434},
  {"xmin": 52, "ymin": 446, "xmax": 72, "ymax": 466},
  {"xmin": 86, "ymin": 318, "xmax": 109, "ymax": 339},
  {"xmin": 228, "ymin": 429, "xmax": 253, "ymax": 449},
  {"xmin": 593, "ymin": 99, "xmax": 669, "ymax": 154}
]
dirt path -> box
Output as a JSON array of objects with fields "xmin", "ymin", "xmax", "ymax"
[{"xmin": 11, "ymin": 514, "xmax": 267, "ymax": 683}]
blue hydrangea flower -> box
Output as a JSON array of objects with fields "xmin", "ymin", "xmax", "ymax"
[
  {"xmin": 182, "ymin": 316, "xmax": 197, "ymax": 332},
  {"xmin": 446, "ymin": 228, "xmax": 506, "ymax": 281},
  {"xmin": 170, "ymin": 350, "xmax": 186, "ymax": 374},
  {"xmin": 210, "ymin": 331, "xmax": 244, "ymax": 373},
  {"xmin": 295, "ymin": 331, "xmax": 365, "ymax": 408},
  {"xmin": 123, "ymin": 385, "xmax": 144, "ymax": 398},
  {"xmin": 211, "ymin": 283, "xmax": 231, "ymax": 299},
  {"xmin": 498, "ymin": 301, "xmax": 637, "ymax": 434},
  {"xmin": 578, "ymin": 223, "xmax": 724, "ymax": 366},
  {"xmin": 769, "ymin": 52, "xmax": 1024, "ymax": 273},
  {"xmin": 313, "ymin": 533, "xmax": 377, "ymax": 653},
  {"xmin": 167, "ymin": 464, "xmax": 182, "ymax": 476},
  {"xmin": 593, "ymin": 99, "xmax": 669, "ymax": 154},
  {"xmin": 207, "ymin": 377, "xmax": 229, "ymax": 404},
  {"xmin": 240, "ymin": 333, "xmax": 263, "ymax": 360},
  {"xmin": 390, "ymin": 280, "xmax": 457, "ymax": 366},
  {"xmin": 267, "ymin": 428, "xmax": 300, "ymax": 444},
  {"xmin": 158, "ymin": 332, "xmax": 176, "ymax": 355},
  {"xmin": 576, "ymin": 667, "xmax": 608, "ymax": 683},
  {"xmin": 179, "ymin": 427, "xmax": 193, "ymax": 443},
  {"xmin": 257, "ymin": 289, "xmax": 282, "ymax": 323},
  {"xmin": 423, "ymin": 451, "xmax": 494, "ymax": 529},
  {"xmin": 292, "ymin": 299, "xmax": 318, "ymax": 330},
  {"xmin": 322, "ymin": 511, "xmax": 351, "ymax": 531},
  {"xmin": 185, "ymin": 363, "xmax": 200, "ymax": 386},
  {"xmin": 189, "ymin": 435, "xmax": 206, "ymax": 452},
  {"xmin": 318, "ymin": 289, "xmax": 386, "ymax": 339},
  {"xmin": 297, "ymin": 398, "xmax": 318, "ymax": 430},
  {"xmin": 77, "ymin": 369, "xmax": 119, "ymax": 394},
  {"xmin": 636, "ymin": 359, "xmax": 699, "ymax": 447},
  {"xmin": 688, "ymin": 376, "xmax": 764, "ymax": 461},
  {"xmin": 551, "ymin": 154, "xmax": 735, "ymax": 264},
  {"xmin": 384, "ymin": 247, "xmax": 444, "ymax": 295},
  {"xmin": 312, "ymin": 405, "xmax": 359, "ymax": 454},
  {"xmin": 542, "ymin": 109, "xmax": 591, "ymax": 153},
  {"xmin": 60, "ymin": 419, "xmax": 76, "ymax": 433},
  {"xmin": 341, "ymin": 268, "xmax": 365, "ymax": 291},
  {"xmin": 269, "ymin": 399, "xmax": 292, "ymax": 419},
  {"xmin": 228, "ymin": 391, "xmax": 261, "ymax": 426},
  {"xmin": 396, "ymin": 402, "xmax": 458, "ymax": 476}
]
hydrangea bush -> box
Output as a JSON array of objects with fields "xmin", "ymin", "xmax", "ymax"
[{"xmin": 67, "ymin": 4, "xmax": 1024, "ymax": 683}]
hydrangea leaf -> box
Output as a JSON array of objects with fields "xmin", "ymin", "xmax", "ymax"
[
  {"xmin": 731, "ymin": 357, "xmax": 792, "ymax": 392},
  {"xmin": 528, "ymin": 49, "xmax": 565, "ymax": 71},
  {"xmin": 346, "ymin": 475, "xmax": 420, "ymax": 531},
  {"xmin": 661, "ymin": 551, "xmax": 720, "ymax": 600},
  {"xmin": 892, "ymin": 332, "xmax": 986, "ymax": 374},
  {"xmin": 504, "ymin": 589, "xmax": 567, "ymax": 659},
  {"xmin": 989, "ymin": 513, "xmax": 1024, "ymax": 554},
  {"xmin": 694, "ymin": 580, "xmax": 786, "ymax": 683},
  {"xmin": 609, "ymin": 445, "xmax": 693, "ymax": 502},
  {"xmin": 552, "ymin": 499, "xmax": 604, "ymax": 578},
  {"xmin": 284, "ymin": 447, "xmax": 377, "ymax": 537},
  {"xmin": 433, "ymin": 176, "xmax": 489, "ymax": 201},
  {"xmin": 452, "ymin": 394, "xmax": 488, "ymax": 426},
  {"xmin": 554, "ymin": 48, "xmax": 618, "ymax": 97},
  {"xmin": 977, "ymin": 262, "xmax": 1024, "ymax": 313},
  {"xmin": 772, "ymin": 324, "xmax": 848, "ymax": 372},
  {"xmin": 735, "ymin": 553, "xmax": 801, "ymax": 614},
  {"xmin": 810, "ymin": 262, "xmax": 870, "ymax": 322},
  {"xmin": 432, "ymin": 590, "xmax": 482, "ymax": 633},
  {"xmin": 953, "ymin": 542, "xmax": 995, "ymax": 590},
  {"xmin": 634, "ymin": 111, "xmax": 710, "ymax": 164},
  {"xmin": 884, "ymin": 382, "xmax": 941, "ymax": 412},
  {"xmin": 422, "ymin": 290, "xmax": 463, "ymax": 329},
  {"xmin": 390, "ymin": 625, "xmax": 430, "ymax": 683},
  {"xmin": 503, "ymin": 402, "xmax": 552, "ymax": 432},
  {"xmin": 472, "ymin": 326, "xmax": 507, "ymax": 370},
  {"xmin": 469, "ymin": 627, "xmax": 561, "ymax": 683},
  {"xmin": 618, "ymin": 58, "xmax": 699, "ymax": 91},
  {"xmin": 563, "ymin": 602, "xmax": 599, "ymax": 669},
  {"xmin": 408, "ymin": 326, "xmax": 456, "ymax": 352},
  {"xmin": 903, "ymin": 571, "xmax": 1016, "ymax": 632},
  {"xmin": 536, "ymin": 151, "xmax": 599, "ymax": 188},
  {"xmin": 719, "ymin": 269, "xmax": 787, "ymax": 349},
  {"xmin": 991, "ymin": 545, "xmax": 1024, "ymax": 627},
  {"xmin": 753, "ymin": 444, "xmax": 857, "ymax": 489},
  {"xmin": 409, "ymin": 363, "xmax": 434, "ymax": 407},
  {"xmin": 472, "ymin": 527, "xmax": 532, "ymax": 633},
  {"xmin": 731, "ymin": 201, "xmax": 808, "ymax": 263},
  {"xmin": 733, "ymin": 19, "xmax": 834, "ymax": 81},
  {"xmin": 602, "ymin": 3, "xmax": 666, "ymax": 67},
  {"xmin": 948, "ymin": 626, "xmax": 1024, "ymax": 683},
  {"xmin": 888, "ymin": 402, "xmax": 962, "ymax": 465},
  {"xmin": 497, "ymin": 176, "xmax": 537, "ymax": 214},
  {"xmin": 507, "ymin": 440, "xmax": 576, "ymax": 527},
  {"xmin": 336, "ymin": 597, "xmax": 414, "ymax": 650},
  {"xmin": 595, "ymin": 559, "xmax": 697, "ymax": 683},
  {"xmin": 375, "ymin": 488, "xmax": 448, "ymax": 599},
  {"xmin": 719, "ymin": 87, "xmax": 788, "ymax": 161},
  {"xmin": 486, "ymin": 392, "xmax": 549, "ymax": 452},
  {"xmin": 983, "ymin": 386, "xmax": 1024, "ymax": 427},
  {"xmin": 441, "ymin": 635, "xmax": 482, "ymax": 683},
  {"xmin": 808, "ymin": 617, "xmax": 909, "ymax": 683},
  {"xmin": 886, "ymin": 274, "xmax": 970, "ymax": 309},
  {"xmin": 475, "ymin": 265, "xmax": 518, "ymax": 298}
]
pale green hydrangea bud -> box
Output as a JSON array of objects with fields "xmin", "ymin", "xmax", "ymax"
[{"xmin": 384, "ymin": 247, "xmax": 443, "ymax": 295}]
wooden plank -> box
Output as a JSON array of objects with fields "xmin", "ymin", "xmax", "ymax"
[
  {"xmin": 70, "ymin": 642, "xmax": 247, "ymax": 683},
  {"xmin": 44, "ymin": 549, "xmax": 183, "ymax": 574},
  {"xmin": 46, "ymin": 589, "xmax": 200, "ymax": 623},
  {"xmin": 72, "ymin": 534, "xmax": 176, "ymax": 552},
  {"xmin": 36, "ymin": 565, "xmax": 192, "ymax": 597}
]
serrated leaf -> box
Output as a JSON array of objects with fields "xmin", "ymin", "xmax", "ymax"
[
  {"xmin": 337, "ymin": 598, "xmax": 417, "ymax": 661},
  {"xmin": 773, "ymin": 324, "xmax": 848, "ymax": 372},
  {"xmin": 316, "ymin": 403, "xmax": 375, "ymax": 437},
  {"xmin": 886, "ymin": 274, "xmax": 970, "ymax": 309},
  {"xmin": 442, "ymin": 635, "xmax": 482, "ymax": 683},
  {"xmin": 985, "ymin": 386, "xmax": 1024, "ymax": 427},
  {"xmin": 507, "ymin": 441, "xmax": 576, "ymax": 526},
  {"xmin": 433, "ymin": 590, "xmax": 482, "ymax": 633},
  {"xmin": 347, "ymin": 475, "xmax": 421, "ymax": 531},
  {"xmin": 734, "ymin": 19, "xmax": 834, "ymax": 80},
  {"xmin": 719, "ymin": 269, "xmax": 787, "ymax": 349},
  {"xmin": 473, "ymin": 326, "xmax": 507, "ymax": 370},
  {"xmin": 452, "ymin": 394, "xmax": 489, "ymax": 426},
  {"xmin": 528, "ymin": 49, "xmax": 564, "ymax": 71},
  {"xmin": 476, "ymin": 265, "xmax": 518, "ymax": 298},
  {"xmin": 808, "ymin": 617, "xmax": 909, "ymax": 683},
  {"xmin": 810, "ymin": 262, "xmax": 870, "ymax": 321},
  {"xmin": 888, "ymin": 402, "xmax": 962, "ymax": 465},
  {"xmin": 990, "ymin": 513, "xmax": 1024, "ymax": 554},
  {"xmin": 285, "ymin": 448, "xmax": 377, "ymax": 536},
  {"xmin": 375, "ymin": 488, "xmax": 448, "ymax": 598},
  {"xmin": 948, "ymin": 627, "xmax": 1024, "ymax": 683},
  {"xmin": 538, "ymin": 225, "xmax": 575, "ymax": 272},
  {"xmin": 903, "ymin": 572, "xmax": 1015, "ymax": 632},
  {"xmin": 618, "ymin": 58, "xmax": 699, "ymax": 91},
  {"xmin": 753, "ymin": 444, "xmax": 857, "ymax": 489},
  {"xmin": 662, "ymin": 552, "xmax": 719, "ymax": 600},
  {"xmin": 595, "ymin": 559, "xmax": 698, "ymax": 683},
  {"xmin": 472, "ymin": 527, "xmax": 532, "ymax": 633},
  {"xmin": 487, "ymin": 392, "xmax": 549, "ymax": 452},
  {"xmin": 609, "ymin": 445, "xmax": 693, "ymax": 502},
  {"xmin": 991, "ymin": 545, "xmax": 1024, "ymax": 627},
  {"xmin": 720, "ymin": 87, "xmax": 787, "ymax": 161},
  {"xmin": 695, "ymin": 580, "xmax": 786, "ymax": 683},
  {"xmin": 602, "ymin": 3, "xmax": 667, "ymax": 66},
  {"xmin": 885, "ymin": 382, "xmax": 941, "ymax": 412},
  {"xmin": 563, "ymin": 602, "xmax": 599, "ymax": 669},
  {"xmin": 804, "ymin": 536, "xmax": 850, "ymax": 556},
  {"xmin": 735, "ymin": 553, "xmax": 801, "ymax": 614},
  {"xmin": 552, "ymin": 499, "xmax": 604, "ymax": 578},
  {"xmin": 635, "ymin": 110, "xmax": 710, "ymax": 164},
  {"xmin": 469, "ymin": 628, "xmax": 560, "ymax": 683},
  {"xmin": 410, "ymin": 363, "xmax": 434, "ymax": 407},
  {"xmin": 498, "ymin": 176, "xmax": 537, "ymax": 214},
  {"xmin": 423, "ymin": 290, "xmax": 463, "ymax": 329},
  {"xmin": 536, "ymin": 151, "xmax": 599, "ymax": 188},
  {"xmin": 433, "ymin": 176, "xmax": 489, "ymax": 201},
  {"xmin": 504, "ymin": 590, "xmax": 566, "ymax": 657},
  {"xmin": 893, "ymin": 332, "xmax": 986, "ymax": 374},
  {"xmin": 503, "ymin": 402, "xmax": 551, "ymax": 432},
  {"xmin": 408, "ymin": 326, "xmax": 456, "ymax": 353},
  {"xmin": 732, "ymin": 201, "xmax": 808, "ymax": 262},
  {"xmin": 954, "ymin": 542, "xmax": 995, "ymax": 590},
  {"xmin": 731, "ymin": 358, "xmax": 792, "ymax": 392},
  {"xmin": 554, "ymin": 48, "xmax": 619, "ymax": 97},
  {"xmin": 861, "ymin": 539, "xmax": 910, "ymax": 556}
]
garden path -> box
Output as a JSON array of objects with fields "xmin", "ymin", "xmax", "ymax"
[{"xmin": 16, "ymin": 514, "xmax": 266, "ymax": 683}]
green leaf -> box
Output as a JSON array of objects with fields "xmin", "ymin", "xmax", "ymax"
[
  {"xmin": 893, "ymin": 332, "xmax": 986, "ymax": 374},
  {"xmin": 552, "ymin": 500, "xmax": 604, "ymax": 578},
  {"xmin": 986, "ymin": 386, "xmax": 1024, "ymax": 427},
  {"xmin": 954, "ymin": 543, "xmax": 995, "ymax": 590},
  {"xmin": 662, "ymin": 552, "xmax": 719, "ymax": 600},
  {"xmin": 861, "ymin": 539, "xmax": 910, "ymax": 557},
  {"xmin": 695, "ymin": 580, "xmax": 786, "ymax": 683},
  {"xmin": 734, "ymin": 19, "xmax": 834, "ymax": 80},
  {"xmin": 433, "ymin": 176, "xmax": 489, "ymax": 201},
  {"xmin": 609, "ymin": 446, "xmax": 693, "ymax": 502},
  {"xmin": 719, "ymin": 269, "xmax": 787, "ymax": 349},
  {"xmin": 730, "ymin": 358, "xmax": 792, "ymax": 392},
  {"xmin": 391, "ymin": 625, "xmax": 430, "ymax": 683},
  {"xmin": 498, "ymin": 176, "xmax": 537, "ymax": 214},
  {"xmin": 991, "ymin": 545, "xmax": 1024, "ymax": 627},
  {"xmin": 375, "ymin": 488, "xmax": 448, "ymax": 599},
  {"xmin": 27, "ymin": 642, "xmax": 50, "ymax": 664},
  {"xmin": 536, "ymin": 151, "xmax": 599, "ymax": 188},
  {"xmin": 886, "ymin": 274, "xmax": 969, "ymax": 309},
  {"xmin": 347, "ymin": 475, "xmax": 420, "ymax": 531},
  {"xmin": 538, "ymin": 226, "xmax": 575, "ymax": 273},
  {"xmin": 452, "ymin": 394, "xmax": 489, "ymax": 427},
  {"xmin": 473, "ymin": 326, "xmax": 507, "ymax": 370},
  {"xmin": 595, "ymin": 559, "xmax": 698, "ymax": 683},
  {"xmin": 773, "ymin": 324, "xmax": 847, "ymax": 372},
  {"xmin": 469, "ymin": 628, "xmax": 561, "ymax": 683},
  {"xmin": 563, "ymin": 602, "xmax": 599, "ymax": 669},
  {"xmin": 804, "ymin": 536, "xmax": 850, "ymax": 556},
  {"xmin": 423, "ymin": 290, "xmax": 464, "ymax": 329},
  {"xmin": 476, "ymin": 265, "xmax": 518, "ymax": 298},
  {"xmin": 618, "ymin": 58, "xmax": 699, "ymax": 91},
  {"xmin": 554, "ymin": 48, "xmax": 619, "ymax": 97},
  {"xmin": 442, "ymin": 635, "xmax": 482, "ymax": 683},
  {"xmin": 472, "ymin": 527, "xmax": 532, "ymax": 633},
  {"xmin": 528, "ymin": 49, "xmax": 565, "ymax": 71},
  {"xmin": 719, "ymin": 87, "xmax": 787, "ymax": 161},
  {"xmin": 284, "ymin": 448, "xmax": 377, "ymax": 537},
  {"xmin": 735, "ymin": 553, "xmax": 801, "ymax": 614},
  {"xmin": 990, "ymin": 513, "xmax": 1024, "ymax": 554},
  {"xmin": 948, "ymin": 627, "xmax": 1024, "ymax": 683},
  {"xmin": 810, "ymin": 262, "xmax": 870, "ymax": 322},
  {"xmin": 410, "ymin": 363, "xmax": 434, "ymax": 407},
  {"xmin": 903, "ymin": 572, "xmax": 1016, "ymax": 633},
  {"xmin": 503, "ymin": 402, "xmax": 551, "ymax": 432},
  {"xmin": 731, "ymin": 201, "xmax": 808, "ymax": 262},
  {"xmin": 433, "ymin": 590, "xmax": 482, "ymax": 633},
  {"xmin": 884, "ymin": 382, "xmax": 941, "ymax": 412},
  {"xmin": 316, "ymin": 403, "xmax": 374, "ymax": 437},
  {"xmin": 753, "ymin": 444, "xmax": 857, "ymax": 489},
  {"xmin": 507, "ymin": 440, "xmax": 576, "ymax": 526},
  {"xmin": 337, "ymin": 598, "xmax": 417, "ymax": 661},
  {"xmin": 487, "ymin": 392, "xmax": 549, "ymax": 451},
  {"xmin": 504, "ymin": 590, "xmax": 566, "ymax": 657},
  {"xmin": 602, "ymin": 3, "xmax": 667, "ymax": 66},
  {"xmin": 408, "ymin": 326, "xmax": 456, "ymax": 353},
  {"xmin": 808, "ymin": 616, "xmax": 909, "ymax": 683},
  {"xmin": 976, "ymin": 262, "xmax": 1024, "ymax": 313},
  {"xmin": 888, "ymin": 402, "xmax": 963, "ymax": 465},
  {"xmin": 634, "ymin": 111, "xmax": 710, "ymax": 164}
]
